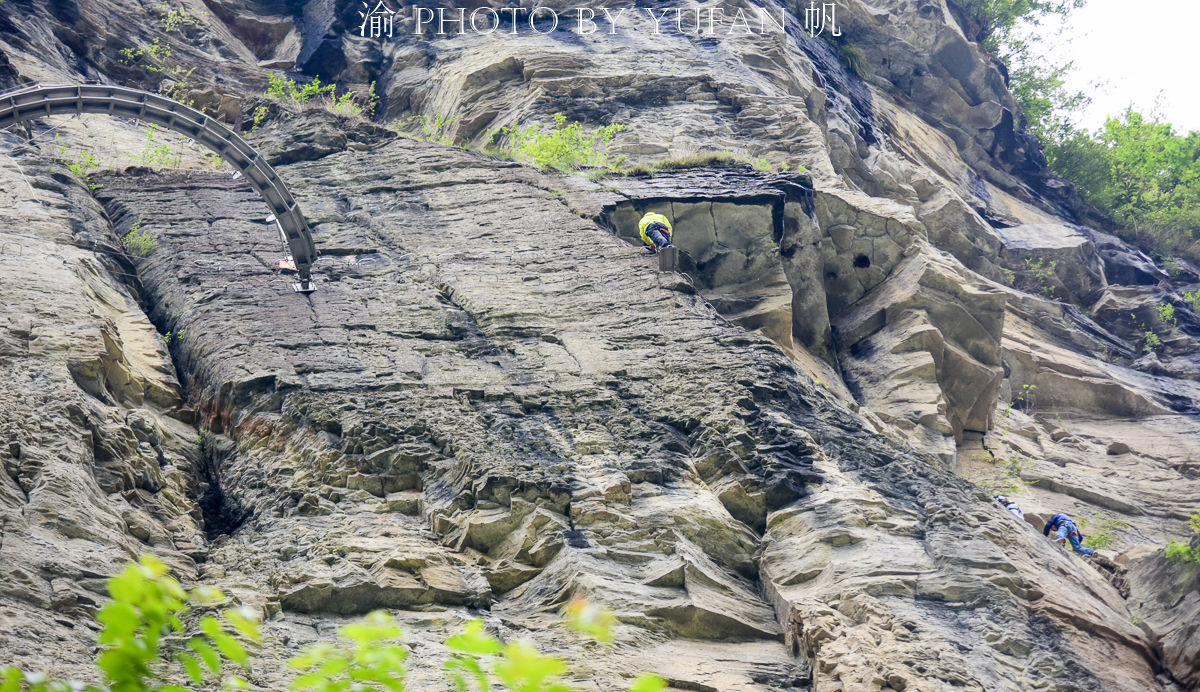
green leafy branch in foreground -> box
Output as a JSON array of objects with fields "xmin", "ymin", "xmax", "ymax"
[
  {"xmin": 1, "ymin": 554, "xmax": 260, "ymax": 692},
  {"xmin": 2, "ymin": 557, "xmax": 666, "ymax": 692},
  {"xmin": 292, "ymin": 598, "xmax": 665, "ymax": 692}
]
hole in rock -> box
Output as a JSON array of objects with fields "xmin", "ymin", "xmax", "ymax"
[{"xmin": 854, "ymin": 254, "xmax": 871, "ymax": 268}]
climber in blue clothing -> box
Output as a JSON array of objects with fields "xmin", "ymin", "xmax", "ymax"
[{"xmin": 1043, "ymin": 513, "xmax": 1094, "ymax": 556}]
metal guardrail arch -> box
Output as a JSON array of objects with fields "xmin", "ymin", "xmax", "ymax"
[{"xmin": 0, "ymin": 83, "xmax": 318, "ymax": 291}]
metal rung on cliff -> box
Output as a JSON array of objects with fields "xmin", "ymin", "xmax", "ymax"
[{"xmin": 0, "ymin": 83, "xmax": 319, "ymax": 292}]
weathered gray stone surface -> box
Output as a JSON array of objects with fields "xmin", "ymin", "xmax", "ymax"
[
  {"xmin": 1, "ymin": 0, "xmax": 1199, "ymax": 690},
  {"xmin": 1120, "ymin": 540, "xmax": 1200, "ymax": 690}
]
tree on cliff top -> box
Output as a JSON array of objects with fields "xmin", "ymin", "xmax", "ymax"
[
  {"xmin": 957, "ymin": 0, "xmax": 1086, "ymax": 48},
  {"xmin": 1051, "ymin": 112, "xmax": 1200, "ymax": 261}
]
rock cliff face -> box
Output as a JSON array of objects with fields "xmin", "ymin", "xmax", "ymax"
[{"xmin": 1, "ymin": 0, "xmax": 1199, "ymax": 690}]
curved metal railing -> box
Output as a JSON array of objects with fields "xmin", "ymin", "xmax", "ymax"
[{"xmin": 0, "ymin": 83, "xmax": 318, "ymax": 291}]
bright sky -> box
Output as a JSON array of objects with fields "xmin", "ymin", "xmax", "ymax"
[{"xmin": 1034, "ymin": 0, "xmax": 1200, "ymax": 133}]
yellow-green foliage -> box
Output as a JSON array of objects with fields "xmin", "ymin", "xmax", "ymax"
[
  {"xmin": 1078, "ymin": 516, "xmax": 1129, "ymax": 550},
  {"xmin": 1185, "ymin": 290, "xmax": 1200, "ymax": 315},
  {"xmin": 122, "ymin": 217, "xmax": 158, "ymax": 258},
  {"xmin": 163, "ymin": 67, "xmax": 197, "ymax": 108},
  {"xmin": 159, "ymin": 0, "xmax": 197, "ymax": 32},
  {"xmin": 266, "ymin": 76, "xmax": 377, "ymax": 119},
  {"xmin": 393, "ymin": 113, "xmax": 459, "ymax": 145},
  {"xmin": 1, "ymin": 554, "xmax": 260, "ymax": 692},
  {"xmin": 1165, "ymin": 509, "xmax": 1200, "ymax": 564},
  {"xmin": 249, "ymin": 105, "xmax": 270, "ymax": 133},
  {"xmin": 1, "ymin": 558, "xmax": 667, "ymax": 692},
  {"xmin": 291, "ymin": 597, "xmax": 665, "ymax": 692},
  {"xmin": 120, "ymin": 38, "xmax": 173, "ymax": 73},
  {"xmin": 65, "ymin": 150, "xmax": 101, "ymax": 178},
  {"xmin": 1022, "ymin": 257, "xmax": 1058, "ymax": 298},
  {"xmin": 494, "ymin": 113, "xmax": 626, "ymax": 172},
  {"xmin": 288, "ymin": 611, "xmax": 409, "ymax": 692},
  {"xmin": 325, "ymin": 82, "xmax": 378, "ymax": 119},
  {"xmin": 134, "ymin": 124, "xmax": 182, "ymax": 168},
  {"xmin": 1049, "ymin": 111, "xmax": 1200, "ymax": 263},
  {"xmin": 267, "ymin": 74, "xmax": 334, "ymax": 104},
  {"xmin": 55, "ymin": 135, "xmax": 105, "ymax": 190},
  {"xmin": 1157, "ymin": 302, "xmax": 1177, "ymax": 326}
]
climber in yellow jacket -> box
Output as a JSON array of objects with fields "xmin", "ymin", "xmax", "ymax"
[{"xmin": 638, "ymin": 212, "xmax": 674, "ymax": 253}]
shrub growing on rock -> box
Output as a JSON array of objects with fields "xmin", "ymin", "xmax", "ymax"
[
  {"xmin": 493, "ymin": 114, "xmax": 625, "ymax": 172},
  {"xmin": 392, "ymin": 113, "xmax": 459, "ymax": 146},
  {"xmin": 1165, "ymin": 510, "xmax": 1200, "ymax": 565},
  {"xmin": 958, "ymin": 0, "xmax": 1085, "ymax": 46},
  {"xmin": 1078, "ymin": 516, "xmax": 1128, "ymax": 551},
  {"xmin": 121, "ymin": 217, "xmax": 158, "ymax": 258},
  {"xmin": 266, "ymin": 74, "xmax": 335, "ymax": 105},
  {"xmin": 1186, "ymin": 291, "xmax": 1200, "ymax": 315},
  {"xmin": 265, "ymin": 76, "xmax": 378, "ymax": 120}
]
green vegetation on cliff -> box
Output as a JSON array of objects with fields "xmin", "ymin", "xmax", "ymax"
[
  {"xmin": 960, "ymin": 0, "xmax": 1085, "ymax": 47},
  {"xmin": 1049, "ymin": 113, "xmax": 1200, "ymax": 261},
  {"xmin": 491, "ymin": 113, "xmax": 626, "ymax": 172},
  {"xmin": 967, "ymin": 0, "xmax": 1200, "ymax": 262},
  {"xmin": 1165, "ymin": 510, "xmax": 1200, "ymax": 564},
  {"xmin": 265, "ymin": 75, "xmax": 378, "ymax": 120},
  {"xmin": 121, "ymin": 217, "xmax": 158, "ymax": 258}
]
